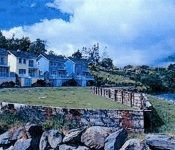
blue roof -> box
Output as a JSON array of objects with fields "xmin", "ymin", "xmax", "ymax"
[{"xmin": 9, "ymin": 50, "xmax": 37, "ymax": 59}]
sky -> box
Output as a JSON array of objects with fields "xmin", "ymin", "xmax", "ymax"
[{"xmin": 1, "ymin": 0, "xmax": 175, "ymax": 67}]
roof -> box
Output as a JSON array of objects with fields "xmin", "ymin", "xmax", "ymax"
[
  {"xmin": 8, "ymin": 50, "xmax": 37, "ymax": 59},
  {"xmin": 0, "ymin": 48, "xmax": 8, "ymax": 55},
  {"xmin": 68, "ymin": 57, "xmax": 89, "ymax": 65},
  {"xmin": 41, "ymin": 53, "xmax": 66, "ymax": 62}
]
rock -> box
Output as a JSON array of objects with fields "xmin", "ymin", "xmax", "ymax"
[
  {"xmin": 8, "ymin": 126, "xmax": 27, "ymax": 141},
  {"xmin": 0, "ymin": 126, "xmax": 26, "ymax": 149},
  {"xmin": 63, "ymin": 127, "xmax": 86, "ymax": 143},
  {"xmin": 0, "ymin": 131, "xmax": 10, "ymax": 145},
  {"xmin": 13, "ymin": 139, "xmax": 32, "ymax": 150},
  {"xmin": 145, "ymin": 134, "xmax": 175, "ymax": 150},
  {"xmin": 104, "ymin": 128, "xmax": 127, "ymax": 150},
  {"xmin": 81, "ymin": 126, "xmax": 117, "ymax": 150},
  {"xmin": 120, "ymin": 139, "xmax": 150, "ymax": 150},
  {"xmin": 4, "ymin": 145, "xmax": 14, "ymax": 150},
  {"xmin": 59, "ymin": 144, "xmax": 90, "ymax": 150},
  {"xmin": 39, "ymin": 130, "xmax": 63, "ymax": 149},
  {"xmin": 25, "ymin": 123, "xmax": 43, "ymax": 138}
]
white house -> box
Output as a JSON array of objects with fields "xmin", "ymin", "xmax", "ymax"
[{"xmin": 8, "ymin": 50, "xmax": 43, "ymax": 86}]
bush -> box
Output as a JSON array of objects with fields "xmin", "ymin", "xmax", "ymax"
[
  {"xmin": 32, "ymin": 79, "xmax": 51, "ymax": 87},
  {"xmin": 0, "ymin": 81, "xmax": 15, "ymax": 88},
  {"xmin": 62, "ymin": 79, "xmax": 78, "ymax": 86}
]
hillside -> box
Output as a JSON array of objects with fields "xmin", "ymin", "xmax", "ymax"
[{"xmin": 90, "ymin": 64, "xmax": 175, "ymax": 94}]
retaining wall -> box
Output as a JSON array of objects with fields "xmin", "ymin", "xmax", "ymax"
[
  {"xmin": 0, "ymin": 102, "xmax": 147, "ymax": 133},
  {"xmin": 91, "ymin": 87, "xmax": 149, "ymax": 109}
]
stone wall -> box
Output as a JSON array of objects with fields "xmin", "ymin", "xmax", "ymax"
[
  {"xmin": 91, "ymin": 87, "xmax": 149, "ymax": 109},
  {"xmin": 0, "ymin": 102, "xmax": 146, "ymax": 133}
]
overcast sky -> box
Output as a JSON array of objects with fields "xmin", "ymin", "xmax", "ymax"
[{"xmin": 1, "ymin": 0, "xmax": 175, "ymax": 67}]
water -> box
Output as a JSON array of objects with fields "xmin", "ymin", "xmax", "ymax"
[{"xmin": 156, "ymin": 93, "xmax": 175, "ymax": 101}]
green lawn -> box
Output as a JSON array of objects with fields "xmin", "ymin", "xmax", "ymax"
[{"xmin": 0, "ymin": 87, "xmax": 132, "ymax": 109}]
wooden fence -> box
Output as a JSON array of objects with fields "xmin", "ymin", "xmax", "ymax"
[{"xmin": 91, "ymin": 87, "xmax": 148, "ymax": 109}]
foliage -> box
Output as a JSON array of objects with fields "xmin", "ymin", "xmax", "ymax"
[
  {"xmin": 0, "ymin": 30, "xmax": 46, "ymax": 54},
  {"xmin": 62, "ymin": 79, "xmax": 78, "ymax": 86},
  {"xmin": 0, "ymin": 81, "xmax": 15, "ymax": 88},
  {"xmin": 28, "ymin": 38, "xmax": 47, "ymax": 55},
  {"xmin": 100, "ymin": 57, "xmax": 113, "ymax": 68},
  {"xmin": 32, "ymin": 79, "xmax": 51, "ymax": 87},
  {"xmin": 72, "ymin": 50, "xmax": 82, "ymax": 59},
  {"xmin": 82, "ymin": 43, "xmax": 100, "ymax": 64}
]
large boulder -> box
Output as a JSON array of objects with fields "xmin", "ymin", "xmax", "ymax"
[
  {"xmin": 0, "ymin": 126, "xmax": 27, "ymax": 149},
  {"xmin": 81, "ymin": 126, "xmax": 117, "ymax": 150},
  {"xmin": 13, "ymin": 139, "xmax": 32, "ymax": 150},
  {"xmin": 25, "ymin": 123, "xmax": 43, "ymax": 150},
  {"xmin": 59, "ymin": 144, "xmax": 90, "ymax": 150},
  {"xmin": 120, "ymin": 139, "xmax": 150, "ymax": 150},
  {"xmin": 145, "ymin": 134, "xmax": 175, "ymax": 150},
  {"xmin": 25, "ymin": 123, "xmax": 43, "ymax": 138},
  {"xmin": 39, "ymin": 130, "xmax": 63, "ymax": 149},
  {"xmin": 63, "ymin": 127, "xmax": 86, "ymax": 144},
  {"xmin": 104, "ymin": 128, "xmax": 127, "ymax": 150}
]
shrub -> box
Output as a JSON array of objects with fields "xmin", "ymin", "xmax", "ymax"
[
  {"xmin": 0, "ymin": 81, "xmax": 15, "ymax": 88},
  {"xmin": 62, "ymin": 79, "xmax": 78, "ymax": 86},
  {"xmin": 32, "ymin": 79, "xmax": 51, "ymax": 87}
]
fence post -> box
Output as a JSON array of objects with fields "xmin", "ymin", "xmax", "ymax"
[
  {"xmin": 121, "ymin": 91, "xmax": 124, "ymax": 104},
  {"xmin": 130, "ymin": 92, "xmax": 133, "ymax": 107}
]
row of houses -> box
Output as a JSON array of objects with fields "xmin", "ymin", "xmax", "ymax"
[{"xmin": 0, "ymin": 48, "xmax": 94, "ymax": 87}]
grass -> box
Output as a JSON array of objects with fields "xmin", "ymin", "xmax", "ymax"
[
  {"xmin": 0, "ymin": 87, "xmax": 132, "ymax": 109},
  {"xmin": 1, "ymin": 87, "xmax": 175, "ymax": 136},
  {"xmin": 148, "ymin": 95, "xmax": 175, "ymax": 135}
]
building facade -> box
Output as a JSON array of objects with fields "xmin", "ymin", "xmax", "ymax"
[
  {"xmin": 8, "ymin": 50, "xmax": 43, "ymax": 86},
  {"xmin": 0, "ymin": 48, "xmax": 15, "ymax": 84}
]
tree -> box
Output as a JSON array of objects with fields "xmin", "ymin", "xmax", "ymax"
[
  {"xmin": 0, "ymin": 31, "xmax": 7, "ymax": 48},
  {"xmin": 82, "ymin": 43, "xmax": 100, "ymax": 64},
  {"xmin": 165, "ymin": 64, "xmax": 175, "ymax": 89},
  {"xmin": 101, "ymin": 58, "xmax": 113, "ymax": 68},
  {"xmin": 72, "ymin": 50, "xmax": 82, "ymax": 59},
  {"xmin": 19, "ymin": 37, "xmax": 31, "ymax": 51},
  {"xmin": 28, "ymin": 38, "xmax": 47, "ymax": 55}
]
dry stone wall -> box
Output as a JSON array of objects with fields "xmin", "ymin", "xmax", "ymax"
[
  {"xmin": 91, "ymin": 87, "xmax": 149, "ymax": 109},
  {"xmin": 0, "ymin": 102, "xmax": 145, "ymax": 133}
]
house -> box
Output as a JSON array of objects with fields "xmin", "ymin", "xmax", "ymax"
[
  {"xmin": 36, "ymin": 53, "xmax": 50, "ymax": 77},
  {"xmin": 65, "ymin": 57, "xmax": 94, "ymax": 86},
  {"xmin": 8, "ymin": 50, "xmax": 43, "ymax": 86},
  {"xmin": 37, "ymin": 53, "xmax": 71, "ymax": 86},
  {"xmin": 37, "ymin": 53, "xmax": 95, "ymax": 87},
  {"xmin": 0, "ymin": 48, "xmax": 15, "ymax": 84}
]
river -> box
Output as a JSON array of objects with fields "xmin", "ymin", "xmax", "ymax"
[{"xmin": 156, "ymin": 93, "xmax": 175, "ymax": 101}]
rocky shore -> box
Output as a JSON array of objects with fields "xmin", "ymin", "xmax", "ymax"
[{"xmin": 0, "ymin": 123, "xmax": 174, "ymax": 150}]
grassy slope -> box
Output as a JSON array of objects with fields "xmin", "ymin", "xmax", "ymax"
[
  {"xmin": 148, "ymin": 95, "xmax": 175, "ymax": 135},
  {"xmin": 0, "ymin": 87, "xmax": 132, "ymax": 109},
  {"xmin": 91, "ymin": 70, "xmax": 137, "ymax": 85}
]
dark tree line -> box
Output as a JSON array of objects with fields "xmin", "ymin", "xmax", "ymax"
[{"xmin": 0, "ymin": 31, "xmax": 47, "ymax": 55}]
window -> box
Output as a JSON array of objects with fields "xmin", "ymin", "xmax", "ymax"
[
  {"xmin": 29, "ymin": 60, "xmax": 34, "ymax": 67},
  {"xmin": 0, "ymin": 56, "xmax": 5, "ymax": 65},
  {"xmin": 29, "ymin": 69, "xmax": 35, "ymax": 77},
  {"xmin": 52, "ymin": 71, "xmax": 56, "ymax": 75},
  {"xmin": 19, "ymin": 58, "xmax": 22, "ymax": 63},
  {"xmin": 23, "ymin": 59, "xmax": 26, "ymax": 64},
  {"xmin": 0, "ymin": 67, "xmax": 8, "ymax": 77},
  {"xmin": 19, "ymin": 69, "xmax": 26, "ymax": 74}
]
